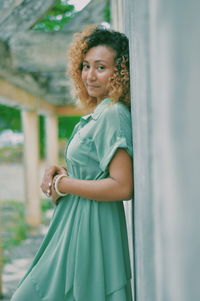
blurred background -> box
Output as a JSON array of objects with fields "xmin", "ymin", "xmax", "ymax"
[{"xmin": 0, "ymin": 0, "xmax": 111, "ymax": 299}]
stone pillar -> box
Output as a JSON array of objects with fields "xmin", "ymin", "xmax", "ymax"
[
  {"xmin": 22, "ymin": 110, "xmax": 41, "ymax": 227},
  {"xmin": 111, "ymin": 0, "xmax": 124, "ymax": 31},
  {"xmin": 45, "ymin": 113, "xmax": 58, "ymax": 166},
  {"xmin": 111, "ymin": 1, "xmax": 134, "ymax": 298},
  {"xmin": 123, "ymin": 0, "xmax": 200, "ymax": 300}
]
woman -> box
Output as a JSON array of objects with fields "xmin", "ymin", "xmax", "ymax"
[{"xmin": 11, "ymin": 25, "xmax": 133, "ymax": 301}]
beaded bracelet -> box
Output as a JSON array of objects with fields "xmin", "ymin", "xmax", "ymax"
[{"xmin": 53, "ymin": 174, "xmax": 68, "ymax": 197}]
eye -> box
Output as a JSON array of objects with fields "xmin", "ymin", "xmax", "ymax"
[
  {"xmin": 97, "ymin": 65, "xmax": 105, "ymax": 70},
  {"xmin": 82, "ymin": 63, "xmax": 90, "ymax": 70}
]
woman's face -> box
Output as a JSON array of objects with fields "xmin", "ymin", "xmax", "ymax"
[{"xmin": 81, "ymin": 45, "xmax": 116, "ymax": 103}]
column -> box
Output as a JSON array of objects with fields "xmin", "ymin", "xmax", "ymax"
[
  {"xmin": 22, "ymin": 110, "xmax": 41, "ymax": 226},
  {"xmin": 111, "ymin": 0, "xmax": 124, "ymax": 31},
  {"xmin": 45, "ymin": 113, "xmax": 58, "ymax": 166},
  {"xmin": 111, "ymin": 1, "xmax": 134, "ymax": 297}
]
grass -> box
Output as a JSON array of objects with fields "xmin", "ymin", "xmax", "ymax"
[
  {"xmin": 40, "ymin": 198, "xmax": 54, "ymax": 225},
  {"xmin": 0, "ymin": 199, "xmax": 54, "ymax": 263},
  {"xmin": 0, "ymin": 200, "xmax": 27, "ymax": 264},
  {"xmin": 40, "ymin": 198, "xmax": 54, "ymax": 212},
  {"xmin": 0, "ymin": 145, "xmax": 23, "ymax": 163},
  {"xmin": 0, "ymin": 139, "xmax": 68, "ymax": 164}
]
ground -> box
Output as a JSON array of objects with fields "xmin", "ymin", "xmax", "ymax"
[
  {"xmin": 1, "ymin": 213, "xmax": 53, "ymax": 300},
  {"xmin": 0, "ymin": 161, "xmax": 53, "ymax": 299},
  {"xmin": 0, "ymin": 162, "xmax": 46, "ymax": 201}
]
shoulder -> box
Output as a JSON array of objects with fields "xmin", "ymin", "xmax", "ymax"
[
  {"xmin": 99, "ymin": 102, "xmax": 132, "ymax": 131},
  {"xmin": 94, "ymin": 101, "xmax": 132, "ymax": 139},
  {"xmin": 101, "ymin": 101, "xmax": 131, "ymax": 119}
]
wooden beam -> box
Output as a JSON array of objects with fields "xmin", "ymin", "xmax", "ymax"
[
  {"xmin": 0, "ymin": 78, "xmax": 86, "ymax": 116},
  {"xmin": 55, "ymin": 105, "xmax": 85, "ymax": 116},
  {"xmin": 0, "ymin": 78, "xmax": 55, "ymax": 113}
]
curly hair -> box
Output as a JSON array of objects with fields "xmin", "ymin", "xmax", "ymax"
[{"xmin": 68, "ymin": 24, "xmax": 130, "ymax": 109}]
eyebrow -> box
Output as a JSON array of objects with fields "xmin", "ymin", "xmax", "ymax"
[{"xmin": 82, "ymin": 59, "xmax": 107, "ymax": 63}]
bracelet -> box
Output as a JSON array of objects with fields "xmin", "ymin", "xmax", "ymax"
[{"xmin": 54, "ymin": 174, "xmax": 68, "ymax": 197}]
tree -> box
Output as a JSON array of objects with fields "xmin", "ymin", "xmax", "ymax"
[{"xmin": 32, "ymin": 0, "xmax": 75, "ymax": 31}]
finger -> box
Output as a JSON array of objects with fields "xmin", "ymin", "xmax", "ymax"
[
  {"xmin": 48, "ymin": 182, "xmax": 52, "ymax": 187},
  {"xmin": 43, "ymin": 166, "xmax": 56, "ymax": 181},
  {"xmin": 40, "ymin": 183, "xmax": 46, "ymax": 194},
  {"xmin": 46, "ymin": 188, "xmax": 51, "ymax": 197},
  {"xmin": 43, "ymin": 175, "xmax": 53, "ymax": 190},
  {"xmin": 57, "ymin": 166, "xmax": 67, "ymax": 174},
  {"xmin": 41, "ymin": 180, "xmax": 52, "ymax": 195},
  {"xmin": 46, "ymin": 184, "xmax": 53, "ymax": 197}
]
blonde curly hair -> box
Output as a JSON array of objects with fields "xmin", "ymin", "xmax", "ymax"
[{"xmin": 68, "ymin": 24, "xmax": 130, "ymax": 110}]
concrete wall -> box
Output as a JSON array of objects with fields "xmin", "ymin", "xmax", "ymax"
[
  {"xmin": 110, "ymin": 1, "xmax": 135, "ymax": 297},
  {"xmin": 113, "ymin": 0, "xmax": 200, "ymax": 300}
]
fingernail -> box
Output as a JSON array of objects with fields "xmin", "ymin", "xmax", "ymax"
[{"xmin": 48, "ymin": 182, "xmax": 52, "ymax": 187}]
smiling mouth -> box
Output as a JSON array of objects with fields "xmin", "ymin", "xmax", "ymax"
[{"xmin": 86, "ymin": 84, "xmax": 100, "ymax": 88}]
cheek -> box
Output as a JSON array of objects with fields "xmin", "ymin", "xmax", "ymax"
[
  {"xmin": 81, "ymin": 71, "xmax": 86, "ymax": 82},
  {"xmin": 107, "ymin": 69, "xmax": 114, "ymax": 79},
  {"xmin": 101, "ymin": 72, "xmax": 114, "ymax": 85}
]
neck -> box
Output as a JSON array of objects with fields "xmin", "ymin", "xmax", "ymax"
[{"xmin": 96, "ymin": 96, "xmax": 108, "ymax": 105}]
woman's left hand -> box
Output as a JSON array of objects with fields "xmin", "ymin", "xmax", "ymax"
[
  {"xmin": 51, "ymin": 185, "xmax": 61, "ymax": 206},
  {"xmin": 41, "ymin": 165, "xmax": 67, "ymax": 197}
]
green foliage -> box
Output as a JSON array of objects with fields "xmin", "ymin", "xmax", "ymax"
[
  {"xmin": 33, "ymin": 0, "xmax": 111, "ymax": 31},
  {"xmin": 0, "ymin": 200, "xmax": 27, "ymax": 263},
  {"xmin": 39, "ymin": 115, "xmax": 45, "ymax": 158},
  {"xmin": 40, "ymin": 198, "xmax": 54, "ymax": 225},
  {"xmin": 40, "ymin": 198, "xmax": 54, "ymax": 212},
  {"xmin": 0, "ymin": 104, "xmax": 21, "ymax": 132},
  {"xmin": 0, "ymin": 199, "xmax": 54, "ymax": 264},
  {"xmin": 58, "ymin": 115, "xmax": 80, "ymax": 139},
  {"xmin": 39, "ymin": 115, "xmax": 80, "ymax": 159},
  {"xmin": 104, "ymin": 7, "xmax": 111, "ymax": 22},
  {"xmin": 0, "ymin": 105, "xmax": 80, "ymax": 160},
  {"xmin": 33, "ymin": 0, "xmax": 75, "ymax": 31},
  {"xmin": 0, "ymin": 144, "xmax": 23, "ymax": 163}
]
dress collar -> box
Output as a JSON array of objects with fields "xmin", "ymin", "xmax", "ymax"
[
  {"xmin": 80, "ymin": 98, "xmax": 112, "ymax": 122},
  {"xmin": 91, "ymin": 98, "xmax": 112, "ymax": 120}
]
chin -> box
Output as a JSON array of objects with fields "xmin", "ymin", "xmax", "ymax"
[{"xmin": 87, "ymin": 92, "xmax": 99, "ymax": 98}]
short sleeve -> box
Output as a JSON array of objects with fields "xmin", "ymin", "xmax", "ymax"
[{"xmin": 93, "ymin": 103, "xmax": 133, "ymax": 172}]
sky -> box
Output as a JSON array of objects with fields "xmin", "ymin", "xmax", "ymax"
[{"xmin": 68, "ymin": 0, "xmax": 91, "ymax": 11}]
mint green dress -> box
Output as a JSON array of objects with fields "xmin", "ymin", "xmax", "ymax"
[{"xmin": 11, "ymin": 98, "xmax": 133, "ymax": 301}]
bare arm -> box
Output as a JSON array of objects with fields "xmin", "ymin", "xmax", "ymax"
[{"xmin": 55, "ymin": 148, "xmax": 133, "ymax": 202}]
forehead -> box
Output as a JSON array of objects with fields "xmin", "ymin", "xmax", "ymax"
[{"xmin": 84, "ymin": 45, "xmax": 116, "ymax": 62}]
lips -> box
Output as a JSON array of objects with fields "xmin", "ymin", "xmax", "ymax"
[{"xmin": 86, "ymin": 84, "xmax": 100, "ymax": 88}]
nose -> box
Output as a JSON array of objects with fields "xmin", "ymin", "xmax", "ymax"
[{"xmin": 87, "ymin": 67, "xmax": 96, "ymax": 81}]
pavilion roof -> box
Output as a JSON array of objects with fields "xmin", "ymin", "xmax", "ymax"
[{"xmin": 0, "ymin": 0, "xmax": 108, "ymax": 108}]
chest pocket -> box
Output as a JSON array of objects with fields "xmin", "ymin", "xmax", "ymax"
[{"xmin": 66, "ymin": 131, "xmax": 93, "ymax": 166}]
